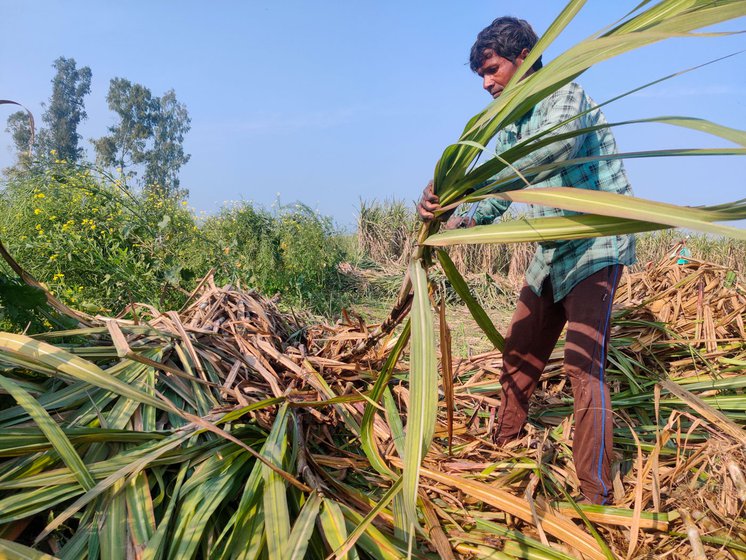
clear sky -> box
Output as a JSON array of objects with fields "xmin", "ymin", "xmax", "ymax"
[{"xmin": 1, "ymin": 1, "xmax": 745, "ymax": 230}]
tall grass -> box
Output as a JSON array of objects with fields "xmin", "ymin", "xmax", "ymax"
[
  {"xmin": 356, "ymin": 199, "xmax": 746, "ymax": 281},
  {"xmin": 356, "ymin": 198, "xmax": 416, "ymax": 266}
]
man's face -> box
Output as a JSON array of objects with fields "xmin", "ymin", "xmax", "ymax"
[{"xmin": 477, "ymin": 48, "xmax": 528, "ymax": 98}]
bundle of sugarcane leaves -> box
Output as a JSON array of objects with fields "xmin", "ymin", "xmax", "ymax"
[{"xmin": 0, "ymin": 264, "xmax": 744, "ymax": 560}]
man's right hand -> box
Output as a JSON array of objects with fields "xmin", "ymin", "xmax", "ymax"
[
  {"xmin": 417, "ymin": 181, "xmax": 477, "ymax": 229},
  {"xmin": 417, "ymin": 181, "xmax": 441, "ymax": 222}
]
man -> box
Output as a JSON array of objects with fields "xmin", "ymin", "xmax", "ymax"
[{"xmin": 418, "ymin": 16, "xmax": 635, "ymax": 505}]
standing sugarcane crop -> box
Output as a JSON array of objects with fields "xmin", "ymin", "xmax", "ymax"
[{"xmin": 419, "ymin": 16, "xmax": 635, "ymax": 505}]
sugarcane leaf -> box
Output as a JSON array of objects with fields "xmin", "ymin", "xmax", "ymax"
[
  {"xmin": 488, "ymin": 188, "xmax": 746, "ymax": 238},
  {"xmin": 263, "ymin": 403, "xmax": 291, "ymax": 560},
  {"xmin": 319, "ymin": 498, "xmax": 358, "ymax": 560},
  {"xmin": 476, "ymin": 518, "xmax": 575, "ymax": 560},
  {"xmin": 330, "ymin": 477, "xmax": 402, "ymax": 560},
  {"xmin": 412, "ymin": 464, "xmax": 608, "ymax": 560},
  {"xmin": 360, "ymin": 320, "xmax": 410, "ymax": 478},
  {"xmin": 0, "ymin": 333, "xmax": 168, "ymax": 411},
  {"xmin": 140, "ymin": 463, "xmax": 189, "ymax": 560},
  {"xmin": 168, "ymin": 449, "xmax": 251, "ymax": 560},
  {"xmin": 507, "ymin": 0, "xmax": 588, "ymax": 87},
  {"xmin": 0, "ymin": 538, "xmax": 57, "ymax": 560},
  {"xmin": 339, "ymin": 503, "xmax": 410, "ymax": 560},
  {"xmin": 438, "ymin": 296, "xmax": 455, "ymax": 454},
  {"xmin": 425, "ymin": 214, "xmax": 668, "ymax": 246},
  {"xmin": 438, "ymin": 0, "xmax": 746, "ymax": 199},
  {"xmin": 35, "ymin": 430, "xmax": 192, "ymax": 543},
  {"xmin": 285, "ymin": 492, "xmax": 322, "ymax": 560},
  {"xmin": 99, "ymin": 479, "xmax": 126, "ymax": 560},
  {"xmin": 0, "ymin": 485, "xmax": 83, "ymax": 525},
  {"xmin": 402, "ymin": 258, "xmax": 437, "ymax": 530},
  {"xmin": 0, "ymin": 374, "xmax": 95, "ymax": 491},
  {"xmin": 436, "ymin": 249, "xmax": 506, "ymax": 352},
  {"xmin": 125, "ymin": 471, "xmax": 156, "ymax": 549}
]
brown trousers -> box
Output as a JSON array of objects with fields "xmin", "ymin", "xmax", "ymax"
[{"xmin": 495, "ymin": 264, "xmax": 623, "ymax": 504}]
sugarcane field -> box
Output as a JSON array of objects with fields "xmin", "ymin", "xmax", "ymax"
[{"xmin": 1, "ymin": 2, "xmax": 746, "ymax": 559}]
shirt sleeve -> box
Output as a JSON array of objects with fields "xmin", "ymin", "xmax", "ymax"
[{"xmin": 471, "ymin": 198, "xmax": 512, "ymax": 225}]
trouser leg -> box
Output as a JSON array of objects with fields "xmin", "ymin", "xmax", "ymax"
[
  {"xmin": 562, "ymin": 264, "xmax": 623, "ymax": 505},
  {"xmin": 495, "ymin": 279, "xmax": 566, "ymax": 444}
]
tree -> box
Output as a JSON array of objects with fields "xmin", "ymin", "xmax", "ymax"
[
  {"xmin": 143, "ymin": 90, "xmax": 191, "ymax": 199},
  {"xmin": 39, "ymin": 57, "xmax": 92, "ymax": 163},
  {"xmin": 93, "ymin": 79, "xmax": 191, "ymax": 198},
  {"xmin": 92, "ymin": 78, "xmax": 157, "ymax": 178},
  {"xmin": 4, "ymin": 111, "xmax": 34, "ymax": 168}
]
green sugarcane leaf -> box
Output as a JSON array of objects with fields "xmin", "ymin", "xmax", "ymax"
[
  {"xmin": 360, "ymin": 320, "xmax": 410, "ymax": 478},
  {"xmin": 425, "ymin": 214, "xmax": 669, "ymax": 246},
  {"xmin": 216, "ymin": 428, "xmax": 274, "ymax": 560},
  {"xmin": 339, "ymin": 503, "xmax": 413, "ymax": 560},
  {"xmin": 0, "ymin": 538, "xmax": 58, "ymax": 560},
  {"xmin": 263, "ymin": 403, "xmax": 291, "ymax": 560},
  {"xmin": 168, "ymin": 449, "xmax": 251, "ymax": 560},
  {"xmin": 476, "ymin": 518, "xmax": 576, "ymax": 560},
  {"xmin": 319, "ymin": 499, "xmax": 358, "ymax": 560},
  {"xmin": 0, "ymin": 333, "xmax": 167, "ymax": 411},
  {"xmin": 0, "ymin": 374, "xmax": 95, "ymax": 491},
  {"xmin": 286, "ymin": 492, "xmax": 322, "ymax": 560},
  {"xmin": 330, "ymin": 477, "xmax": 402, "ymax": 560},
  {"xmin": 99, "ymin": 479, "xmax": 127, "ymax": 560},
  {"xmin": 0, "ymin": 485, "xmax": 83, "ymax": 525},
  {"xmin": 126, "ymin": 471, "xmax": 156, "ymax": 548},
  {"xmin": 402, "ymin": 258, "xmax": 437, "ymax": 531},
  {"xmin": 436, "ymin": 250, "xmax": 506, "ymax": 352},
  {"xmin": 140, "ymin": 462, "xmax": 189, "ymax": 560},
  {"xmin": 488, "ymin": 188, "xmax": 746, "ymax": 239},
  {"xmin": 35, "ymin": 430, "xmax": 192, "ymax": 543},
  {"xmin": 437, "ymin": 0, "xmax": 746, "ymax": 199}
]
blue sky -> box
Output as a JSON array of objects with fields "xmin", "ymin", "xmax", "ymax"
[{"xmin": 1, "ymin": 1, "xmax": 745, "ymax": 230}]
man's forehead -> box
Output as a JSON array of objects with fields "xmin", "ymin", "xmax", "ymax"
[{"xmin": 477, "ymin": 49, "xmax": 504, "ymax": 72}]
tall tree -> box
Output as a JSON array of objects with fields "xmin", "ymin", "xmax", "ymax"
[
  {"xmin": 143, "ymin": 90, "xmax": 191, "ymax": 199},
  {"xmin": 92, "ymin": 78, "xmax": 157, "ymax": 178},
  {"xmin": 4, "ymin": 111, "xmax": 34, "ymax": 168},
  {"xmin": 39, "ymin": 57, "xmax": 92, "ymax": 162},
  {"xmin": 93, "ymin": 80, "xmax": 191, "ymax": 198}
]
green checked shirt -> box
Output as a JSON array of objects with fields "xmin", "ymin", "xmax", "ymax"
[{"xmin": 466, "ymin": 81, "xmax": 636, "ymax": 302}]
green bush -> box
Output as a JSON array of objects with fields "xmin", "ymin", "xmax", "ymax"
[
  {"xmin": 201, "ymin": 201, "xmax": 348, "ymax": 312},
  {"xmin": 0, "ymin": 163, "xmax": 208, "ymax": 313},
  {"xmin": 0, "ymin": 164, "xmax": 350, "ymax": 317}
]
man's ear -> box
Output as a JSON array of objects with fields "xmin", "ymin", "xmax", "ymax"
[{"xmin": 516, "ymin": 48, "xmax": 530, "ymax": 66}]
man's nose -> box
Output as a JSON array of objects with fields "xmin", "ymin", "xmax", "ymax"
[{"xmin": 483, "ymin": 75, "xmax": 494, "ymax": 91}]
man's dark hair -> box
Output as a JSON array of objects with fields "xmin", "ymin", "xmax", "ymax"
[{"xmin": 469, "ymin": 16, "xmax": 543, "ymax": 73}]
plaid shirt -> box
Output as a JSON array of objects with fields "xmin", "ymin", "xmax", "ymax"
[{"xmin": 466, "ymin": 82, "xmax": 636, "ymax": 301}]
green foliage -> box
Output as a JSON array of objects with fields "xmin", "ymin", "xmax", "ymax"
[
  {"xmin": 5, "ymin": 57, "xmax": 93, "ymax": 167},
  {"xmin": 0, "ymin": 275, "xmax": 48, "ymax": 332},
  {"xmin": 4, "ymin": 110, "xmax": 33, "ymax": 167},
  {"xmin": 38, "ymin": 57, "xmax": 92, "ymax": 164},
  {"xmin": 92, "ymin": 78, "xmax": 156, "ymax": 174},
  {"xmin": 92, "ymin": 79, "xmax": 191, "ymax": 198},
  {"xmin": 0, "ymin": 164, "xmax": 349, "ymax": 316},
  {"xmin": 0, "ymin": 162, "xmax": 208, "ymax": 313},
  {"xmin": 202, "ymin": 201, "xmax": 348, "ymax": 312},
  {"xmin": 142, "ymin": 90, "xmax": 192, "ymax": 199}
]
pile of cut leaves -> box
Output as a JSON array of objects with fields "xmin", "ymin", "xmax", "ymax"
[{"xmin": 1, "ymin": 257, "xmax": 744, "ymax": 559}]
